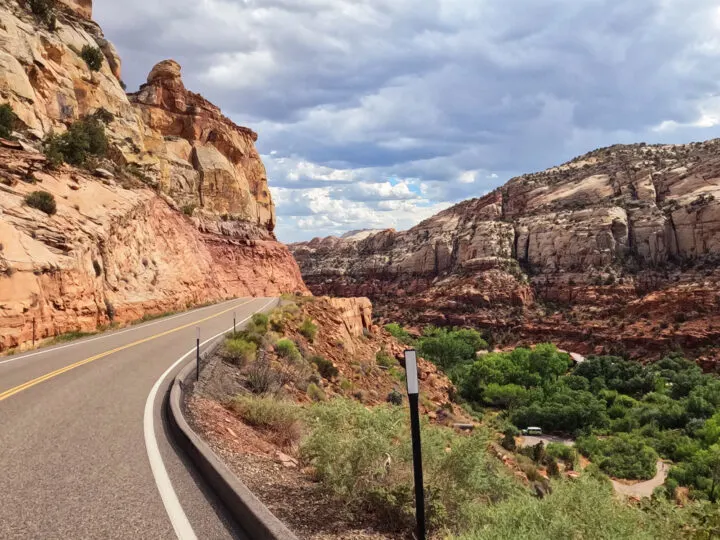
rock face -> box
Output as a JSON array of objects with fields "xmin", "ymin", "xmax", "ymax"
[
  {"xmin": 291, "ymin": 142, "xmax": 720, "ymax": 364},
  {"xmin": 0, "ymin": 2, "xmax": 307, "ymax": 351},
  {"xmin": 129, "ymin": 60, "xmax": 275, "ymax": 231}
]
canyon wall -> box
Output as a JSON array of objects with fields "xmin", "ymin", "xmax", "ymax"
[
  {"xmin": 291, "ymin": 142, "xmax": 720, "ymax": 364},
  {"xmin": 0, "ymin": 0, "xmax": 306, "ymax": 350}
]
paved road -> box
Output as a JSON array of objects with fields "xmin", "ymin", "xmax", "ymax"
[{"xmin": 0, "ymin": 297, "xmax": 276, "ymax": 539}]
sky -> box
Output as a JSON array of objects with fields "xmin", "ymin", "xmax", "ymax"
[{"xmin": 94, "ymin": 0, "xmax": 720, "ymax": 243}]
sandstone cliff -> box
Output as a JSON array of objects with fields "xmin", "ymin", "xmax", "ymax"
[
  {"xmin": 291, "ymin": 141, "xmax": 720, "ymax": 364},
  {"xmin": 0, "ymin": 0, "xmax": 307, "ymax": 351}
]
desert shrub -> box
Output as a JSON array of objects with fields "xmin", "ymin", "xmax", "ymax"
[
  {"xmin": 275, "ymin": 339, "xmax": 301, "ymax": 363},
  {"xmin": 384, "ymin": 323, "xmax": 415, "ymax": 345},
  {"xmin": 301, "ymin": 399, "xmax": 519, "ymax": 534},
  {"xmin": 299, "ymin": 318, "xmax": 318, "ymax": 342},
  {"xmin": 181, "ymin": 204, "xmax": 196, "ymax": 217},
  {"xmin": 245, "ymin": 357, "xmax": 283, "ymax": 395},
  {"xmin": 455, "ymin": 476, "xmax": 681, "ymax": 540},
  {"xmin": 307, "ymin": 382, "xmax": 325, "ymax": 402},
  {"xmin": 545, "ymin": 443, "xmax": 577, "ymax": 468},
  {"xmin": 386, "ymin": 389, "xmax": 403, "ymax": 406},
  {"xmin": 81, "ymin": 45, "xmax": 104, "ymax": 71},
  {"xmin": 0, "ymin": 104, "xmax": 17, "ymax": 138},
  {"xmin": 228, "ymin": 395, "xmax": 301, "ymax": 447},
  {"xmin": 25, "ymin": 191, "xmax": 57, "ymax": 215},
  {"xmin": 223, "ymin": 337, "xmax": 257, "ymax": 366},
  {"xmin": 43, "ymin": 117, "xmax": 107, "ymax": 166},
  {"xmin": 250, "ymin": 312, "xmax": 269, "ymax": 333},
  {"xmin": 501, "ymin": 428, "xmax": 517, "ymax": 451},
  {"xmin": 28, "ymin": 0, "xmax": 57, "ymax": 29},
  {"xmin": 310, "ymin": 355, "xmax": 338, "ymax": 380},
  {"xmin": 376, "ymin": 348, "xmax": 396, "ymax": 368}
]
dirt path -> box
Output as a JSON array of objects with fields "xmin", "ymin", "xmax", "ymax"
[{"xmin": 611, "ymin": 461, "xmax": 669, "ymax": 498}]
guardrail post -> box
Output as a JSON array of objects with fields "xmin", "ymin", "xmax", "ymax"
[
  {"xmin": 32, "ymin": 317, "xmax": 36, "ymax": 347},
  {"xmin": 404, "ymin": 349, "xmax": 425, "ymax": 540},
  {"xmin": 196, "ymin": 327, "xmax": 200, "ymax": 382}
]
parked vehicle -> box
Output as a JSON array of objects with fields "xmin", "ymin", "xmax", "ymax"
[{"xmin": 522, "ymin": 427, "xmax": 543, "ymax": 436}]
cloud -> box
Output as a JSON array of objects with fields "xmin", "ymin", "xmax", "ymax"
[{"xmin": 94, "ymin": 0, "xmax": 720, "ymax": 242}]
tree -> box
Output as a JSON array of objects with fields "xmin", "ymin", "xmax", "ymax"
[{"xmin": 0, "ymin": 103, "xmax": 17, "ymax": 138}]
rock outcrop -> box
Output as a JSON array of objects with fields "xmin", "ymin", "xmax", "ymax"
[
  {"xmin": 291, "ymin": 142, "xmax": 720, "ymax": 364},
  {"xmin": 0, "ymin": 1, "xmax": 307, "ymax": 351}
]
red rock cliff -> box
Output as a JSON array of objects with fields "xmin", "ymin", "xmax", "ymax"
[
  {"xmin": 291, "ymin": 142, "xmax": 720, "ymax": 364},
  {"xmin": 0, "ymin": 2, "xmax": 307, "ymax": 351}
]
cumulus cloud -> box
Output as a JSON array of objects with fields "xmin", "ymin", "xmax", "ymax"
[{"xmin": 94, "ymin": 0, "xmax": 720, "ymax": 242}]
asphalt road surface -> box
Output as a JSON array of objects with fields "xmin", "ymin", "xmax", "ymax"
[{"xmin": 0, "ymin": 297, "xmax": 276, "ymax": 539}]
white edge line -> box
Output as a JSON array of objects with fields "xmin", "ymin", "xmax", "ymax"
[
  {"xmin": 0, "ymin": 298, "xmax": 248, "ymax": 367},
  {"xmin": 144, "ymin": 298, "xmax": 275, "ymax": 539}
]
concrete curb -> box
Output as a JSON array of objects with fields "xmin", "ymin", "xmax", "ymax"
[{"xmin": 167, "ymin": 339, "xmax": 299, "ymax": 540}]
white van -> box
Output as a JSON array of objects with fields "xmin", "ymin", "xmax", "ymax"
[{"xmin": 522, "ymin": 427, "xmax": 543, "ymax": 436}]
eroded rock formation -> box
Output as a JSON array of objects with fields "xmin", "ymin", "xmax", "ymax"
[
  {"xmin": 291, "ymin": 142, "xmax": 720, "ymax": 364},
  {"xmin": 0, "ymin": 1, "xmax": 307, "ymax": 350}
]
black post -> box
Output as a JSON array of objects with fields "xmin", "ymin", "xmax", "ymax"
[
  {"xmin": 32, "ymin": 317, "xmax": 36, "ymax": 347},
  {"xmin": 233, "ymin": 311, "xmax": 236, "ymax": 334},
  {"xmin": 196, "ymin": 327, "xmax": 200, "ymax": 382},
  {"xmin": 404, "ymin": 349, "xmax": 425, "ymax": 540}
]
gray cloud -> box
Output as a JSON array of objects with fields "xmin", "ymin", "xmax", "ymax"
[{"xmin": 94, "ymin": 0, "xmax": 720, "ymax": 242}]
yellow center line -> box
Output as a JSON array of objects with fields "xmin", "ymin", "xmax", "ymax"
[{"xmin": 0, "ymin": 299, "xmax": 255, "ymax": 403}]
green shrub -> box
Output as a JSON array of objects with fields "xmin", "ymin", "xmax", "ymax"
[
  {"xmin": 228, "ymin": 395, "xmax": 301, "ymax": 447},
  {"xmin": 387, "ymin": 389, "xmax": 403, "ymax": 406},
  {"xmin": 299, "ymin": 318, "xmax": 318, "ymax": 342},
  {"xmin": 0, "ymin": 104, "xmax": 17, "ymax": 138},
  {"xmin": 181, "ymin": 204, "xmax": 196, "ymax": 217},
  {"xmin": 576, "ymin": 434, "xmax": 658, "ymax": 480},
  {"xmin": 250, "ymin": 313, "xmax": 269, "ymax": 333},
  {"xmin": 275, "ymin": 339, "xmax": 301, "ymax": 362},
  {"xmin": 301, "ymin": 399, "xmax": 518, "ymax": 533},
  {"xmin": 376, "ymin": 348, "xmax": 396, "ymax": 368},
  {"xmin": 25, "ymin": 191, "xmax": 57, "ymax": 215},
  {"xmin": 43, "ymin": 117, "xmax": 108, "ymax": 166},
  {"xmin": 545, "ymin": 443, "xmax": 577, "ymax": 468},
  {"xmin": 418, "ymin": 326, "xmax": 488, "ymax": 371},
  {"xmin": 310, "ymin": 355, "xmax": 338, "ymax": 380},
  {"xmin": 223, "ymin": 337, "xmax": 257, "ymax": 366},
  {"xmin": 28, "ymin": 0, "xmax": 57, "ymax": 30},
  {"xmin": 455, "ymin": 476, "xmax": 681, "ymax": 540},
  {"xmin": 384, "ymin": 323, "xmax": 415, "ymax": 345},
  {"xmin": 307, "ymin": 382, "xmax": 325, "ymax": 402},
  {"xmin": 501, "ymin": 429, "xmax": 517, "ymax": 451},
  {"xmin": 81, "ymin": 45, "xmax": 104, "ymax": 71}
]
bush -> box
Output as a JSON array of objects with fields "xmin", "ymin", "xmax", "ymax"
[
  {"xmin": 376, "ymin": 348, "xmax": 396, "ymax": 368},
  {"xmin": 299, "ymin": 318, "xmax": 318, "ymax": 342},
  {"xmin": 28, "ymin": 0, "xmax": 57, "ymax": 29},
  {"xmin": 229, "ymin": 395, "xmax": 301, "ymax": 447},
  {"xmin": 576, "ymin": 434, "xmax": 658, "ymax": 480},
  {"xmin": 310, "ymin": 355, "xmax": 338, "ymax": 380},
  {"xmin": 307, "ymin": 382, "xmax": 325, "ymax": 402},
  {"xmin": 25, "ymin": 191, "xmax": 57, "ymax": 215},
  {"xmin": 0, "ymin": 104, "xmax": 17, "ymax": 138},
  {"xmin": 246, "ymin": 357, "xmax": 283, "ymax": 395},
  {"xmin": 181, "ymin": 204, "xmax": 196, "ymax": 217},
  {"xmin": 223, "ymin": 337, "xmax": 257, "ymax": 366},
  {"xmin": 387, "ymin": 389, "xmax": 403, "ymax": 406},
  {"xmin": 275, "ymin": 339, "xmax": 301, "ymax": 363},
  {"xmin": 418, "ymin": 326, "xmax": 487, "ymax": 371},
  {"xmin": 81, "ymin": 45, "xmax": 104, "ymax": 71},
  {"xmin": 43, "ymin": 117, "xmax": 108, "ymax": 166},
  {"xmin": 545, "ymin": 443, "xmax": 577, "ymax": 468},
  {"xmin": 301, "ymin": 399, "xmax": 519, "ymax": 533},
  {"xmin": 249, "ymin": 312, "xmax": 269, "ymax": 333},
  {"xmin": 501, "ymin": 429, "xmax": 516, "ymax": 451},
  {"xmin": 384, "ymin": 323, "xmax": 415, "ymax": 345},
  {"xmin": 456, "ymin": 476, "xmax": 682, "ymax": 540}
]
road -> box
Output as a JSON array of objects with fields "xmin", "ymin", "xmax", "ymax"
[
  {"xmin": 0, "ymin": 297, "xmax": 276, "ymax": 539},
  {"xmin": 612, "ymin": 461, "xmax": 670, "ymax": 498}
]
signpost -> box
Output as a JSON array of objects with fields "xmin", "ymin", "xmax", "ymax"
[
  {"xmin": 404, "ymin": 349, "xmax": 425, "ymax": 540},
  {"xmin": 233, "ymin": 311, "xmax": 236, "ymax": 334},
  {"xmin": 196, "ymin": 327, "xmax": 201, "ymax": 381}
]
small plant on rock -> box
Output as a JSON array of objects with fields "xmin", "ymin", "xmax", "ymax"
[
  {"xmin": 81, "ymin": 45, "xmax": 104, "ymax": 72},
  {"xmin": 310, "ymin": 355, "xmax": 338, "ymax": 380},
  {"xmin": 299, "ymin": 318, "xmax": 318, "ymax": 342},
  {"xmin": 43, "ymin": 116, "xmax": 108, "ymax": 167},
  {"xmin": 387, "ymin": 389, "xmax": 403, "ymax": 406},
  {"xmin": 376, "ymin": 348, "xmax": 396, "ymax": 368},
  {"xmin": 275, "ymin": 339, "xmax": 301, "ymax": 363},
  {"xmin": 0, "ymin": 104, "xmax": 17, "ymax": 138},
  {"xmin": 223, "ymin": 337, "xmax": 257, "ymax": 366},
  {"xmin": 307, "ymin": 382, "xmax": 325, "ymax": 402},
  {"xmin": 28, "ymin": 0, "xmax": 57, "ymax": 30},
  {"xmin": 25, "ymin": 191, "xmax": 57, "ymax": 215}
]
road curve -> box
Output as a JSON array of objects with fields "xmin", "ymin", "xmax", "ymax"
[{"xmin": 0, "ymin": 297, "xmax": 275, "ymax": 539}]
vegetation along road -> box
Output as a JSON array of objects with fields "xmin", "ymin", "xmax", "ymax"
[{"xmin": 0, "ymin": 297, "xmax": 276, "ymax": 539}]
